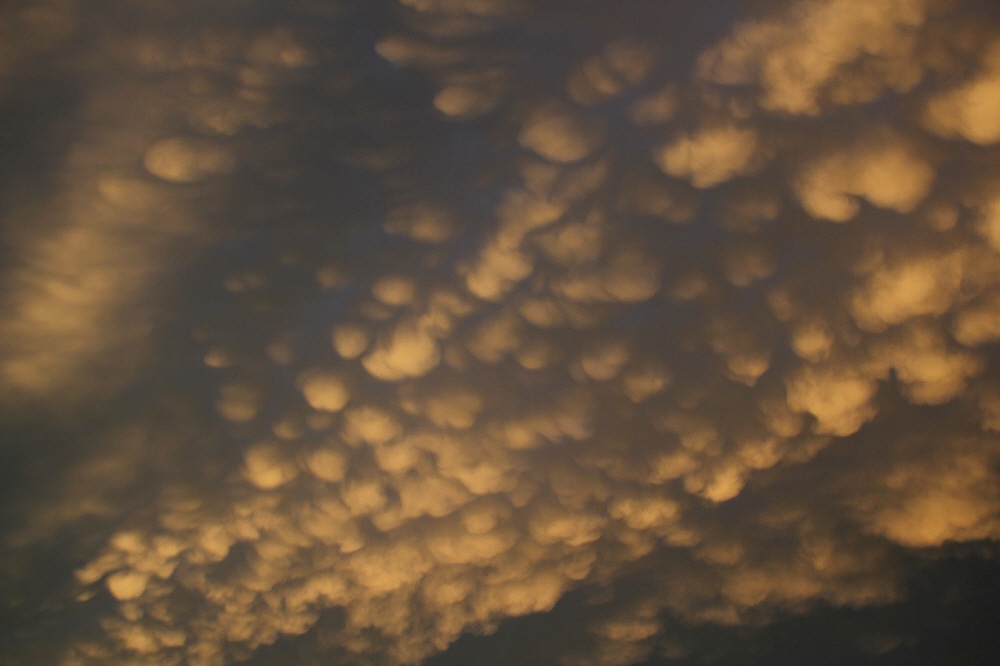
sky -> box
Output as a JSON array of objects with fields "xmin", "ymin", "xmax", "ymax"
[{"xmin": 2, "ymin": 0, "xmax": 1000, "ymax": 665}]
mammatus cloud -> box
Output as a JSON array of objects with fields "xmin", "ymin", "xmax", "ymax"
[
  {"xmin": 696, "ymin": 0, "xmax": 932, "ymax": 115},
  {"xmin": 653, "ymin": 123, "xmax": 762, "ymax": 189},
  {"xmin": 793, "ymin": 130, "xmax": 936, "ymax": 222},
  {"xmin": 2, "ymin": 1, "xmax": 1000, "ymax": 666},
  {"xmin": 923, "ymin": 36, "xmax": 1000, "ymax": 144}
]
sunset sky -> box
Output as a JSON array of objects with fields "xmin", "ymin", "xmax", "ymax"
[{"xmin": 2, "ymin": 1, "xmax": 1000, "ymax": 665}]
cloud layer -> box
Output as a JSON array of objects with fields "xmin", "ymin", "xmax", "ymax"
[{"xmin": 2, "ymin": 1, "xmax": 1000, "ymax": 666}]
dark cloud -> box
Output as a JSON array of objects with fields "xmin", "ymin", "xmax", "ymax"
[{"xmin": 2, "ymin": 1, "xmax": 1000, "ymax": 666}]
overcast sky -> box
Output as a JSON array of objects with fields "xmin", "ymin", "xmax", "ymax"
[{"xmin": 2, "ymin": 1, "xmax": 1000, "ymax": 665}]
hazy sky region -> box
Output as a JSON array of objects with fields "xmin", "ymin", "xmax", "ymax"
[{"xmin": 2, "ymin": 1, "xmax": 1000, "ymax": 665}]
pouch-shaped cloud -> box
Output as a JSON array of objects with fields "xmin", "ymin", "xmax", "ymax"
[
  {"xmin": 400, "ymin": 382, "xmax": 484, "ymax": 429},
  {"xmin": 519, "ymin": 103, "xmax": 605, "ymax": 163},
  {"xmin": 342, "ymin": 405, "xmax": 403, "ymax": 446},
  {"xmin": 434, "ymin": 68, "xmax": 509, "ymax": 119},
  {"xmin": 297, "ymin": 369, "xmax": 350, "ymax": 411},
  {"xmin": 6, "ymin": 2, "xmax": 1000, "ymax": 666},
  {"xmin": 372, "ymin": 274, "xmax": 418, "ymax": 306},
  {"xmin": 242, "ymin": 441, "xmax": 299, "ymax": 489},
  {"xmin": 105, "ymin": 569, "xmax": 151, "ymax": 601},
  {"xmin": 850, "ymin": 249, "xmax": 964, "ymax": 331},
  {"xmin": 697, "ymin": 0, "xmax": 930, "ymax": 114},
  {"xmin": 849, "ymin": 433, "xmax": 1000, "ymax": 547},
  {"xmin": 384, "ymin": 202, "xmax": 457, "ymax": 243},
  {"xmin": 578, "ymin": 342, "xmax": 630, "ymax": 381},
  {"xmin": 795, "ymin": 133, "xmax": 935, "ymax": 221},
  {"xmin": 217, "ymin": 381, "xmax": 263, "ymax": 422},
  {"xmin": 923, "ymin": 38, "xmax": 1000, "ymax": 144},
  {"xmin": 653, "ymin": 124, "xmax": 761, "ymax": 188},
  {"xmin": 553, "ymin": 248, "xmax": 660, "ymax": 303},
  {"xmin": 143, "ymin": 137, "xmax": 235, "ymax": 183},
  {"xmin": 331, "ymin": 324, "xmax": 370, "ymax": 359},
  {"xmin": 434, "ymin": 84, "xmax": 500, "ymax": 118},
  {"xmin": 463, "ymin": 240, "xmax": 534, "ymax": 300},
  {"xmin": 568, "ymin": 40, "xmax": 656, "ymax": 106},
  {"xmin": 952, "ymin": 293, "xmax": 1000, "ymax": 346},
  {"xmin": 305, "ymin": 448, "xmax": 349, "ymax": 483},
  {"xmin": 461, "ymin": 189, "xmax": 566, "ymax": 301},
  {"xmin": 621, "ymin": 365, "xmax": 671, "ymax": 403},
  {"xmin": 362, "ymin": 319, "xmax": 441, "ymax": 380},
  {"xmin": 785, "ymin": 362, "xmax": 879, "ymax": 436},
  {"xmin": 870, "ymin": 324, "xmax": 981, "ymax": 405}
]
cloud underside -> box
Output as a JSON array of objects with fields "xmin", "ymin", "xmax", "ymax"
[{"xmin": 2, "ymin": 1, "xmax": 1000, "ymax": 666}]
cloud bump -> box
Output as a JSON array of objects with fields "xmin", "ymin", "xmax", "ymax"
[{"xmin": 2, "ymin": 2, "xmax": 1000, "ymax": 666}]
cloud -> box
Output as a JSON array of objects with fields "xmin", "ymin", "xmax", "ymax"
[
  {"xmin": 850, "ymin": 248, "xmax": 964, "ymax": 331},
  {"xmin": 697, "ymin": 0, "xmax": 931, "ymax": 115},
  {"xmin": 216, "ymin": 381, "xmax": 263, "ymax": 422},
  {"xmin": 518, "ymin": 103, "xmax": 605, "ymax": 164},
  {"xmin": 297, "ymin": 369, "xmax": 350, "ymax": 412},
  {"xmin": 4, "ymin": 2, "xmax": 1000, "ymax": 666},
  {"xmin": 868, "ymin": 322, "xmax": 982, "ymax": 405},
  {"xmin": 568, "ymin": 40, "xmax": 656, "ymax": 106},
  {"xmin": 923, "ymin": 38, "xmax": 1000, "ymax": 144},
  {"xmin": 242, "ymin": 442, "xmax": 299, "ymax": 489},
  {"xmin": 653, "ymin": 123, "xmax": 762, "ymax": 188},
  {"xmin": 384, "ymin": 203, "xmax": 457, "ymax": 243},
  {"xmin": 847, "ymin": 430, "xmax": 1000, "ymax": 547},
  {"xmin": 332, "ymin": 324, "xmax": 371, "ymax": 359},
  {"xmin": 794, "ymin": 131, "xmax": 935, "ymax": 222},
  {"xmin": 785, "ymin": 361, "xmax": 879, "ymax": 437},
  {"xmin": 142, "ymin": 137, "xmax": 236, "ymax": 183},
  {"xmin": 362, "ymin": 319, "xmax": 442, "ymax": 380}
]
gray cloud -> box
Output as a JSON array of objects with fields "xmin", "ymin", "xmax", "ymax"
[{"xmin": 2, "ymin": 1, "xmax": 1000, "ymax": 666}]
